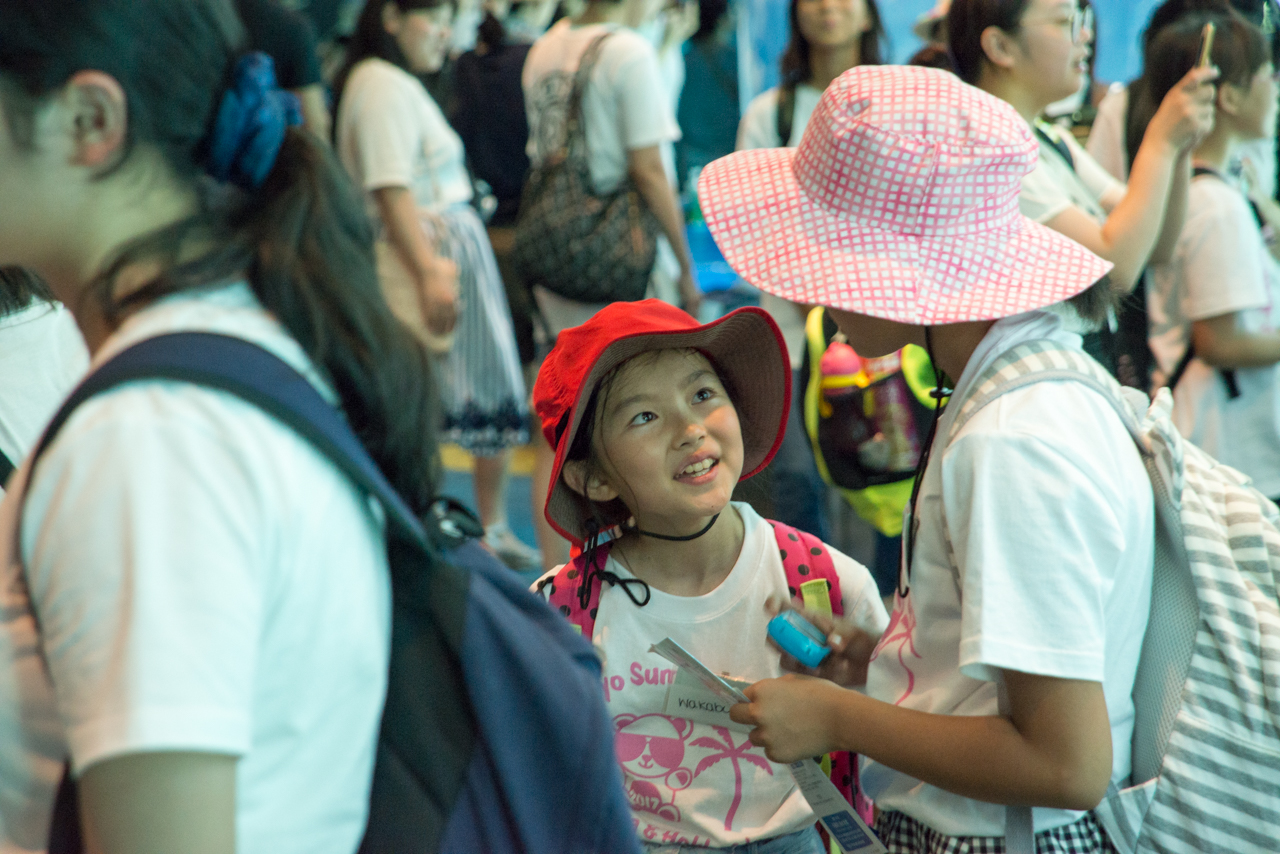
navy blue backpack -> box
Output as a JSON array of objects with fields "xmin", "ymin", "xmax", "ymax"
[{"xmin": 32, "ymin": 332, "xmax": 639, "ymax": 854}]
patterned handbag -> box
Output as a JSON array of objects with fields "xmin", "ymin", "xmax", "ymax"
[{"xmin": 512, "ymin": 32, "xmax": 659, "ymax": 304}]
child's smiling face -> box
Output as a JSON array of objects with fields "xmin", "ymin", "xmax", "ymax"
[{"xmin": 586, "ymin": 349, "xmax": 744, "ymax": 536}]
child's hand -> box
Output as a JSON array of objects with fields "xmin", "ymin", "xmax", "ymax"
[
  {"xmin": 729, "ymin": 674, "xmax": 843, "ymax": 763},
  {"xmin": 766, "ymin": 600, "xmax": 877, "ymax": 688}
]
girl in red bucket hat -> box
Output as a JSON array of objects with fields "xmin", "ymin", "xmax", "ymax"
[
  {"xmin": 701, "ymin": 65, "xmax": 1151, "ymax": 852},
  {"xmin": 531, "ymin": 299, "xmax": 889, "ymax": 851}
]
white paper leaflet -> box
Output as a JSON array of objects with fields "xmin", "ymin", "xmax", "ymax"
[{"xmin": 649, "ymin": 638, "xmax": 886, "ymax": 853}]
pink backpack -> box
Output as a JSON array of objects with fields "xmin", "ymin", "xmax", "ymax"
[{"xmin": 545, "ymin": 520, "xmax": 875, "ymax": 829}]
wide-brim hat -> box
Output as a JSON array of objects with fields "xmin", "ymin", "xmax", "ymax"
[
  {"xmin": 699, "ymin": 66, "xmax": 1112, "ymax": 326},
  {"xmin": 534, "ymin": 300, "xmax": 790, "ymax": 545}
]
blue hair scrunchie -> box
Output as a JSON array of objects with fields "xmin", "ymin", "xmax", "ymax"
[{"xmin": 206, "ymin": 52, "xmax": 302, "ymax": 190}]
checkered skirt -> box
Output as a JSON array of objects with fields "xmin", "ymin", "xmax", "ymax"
[{"xmin": 875, "ymin": 810, "xmax": 1117, "ymax": 854}]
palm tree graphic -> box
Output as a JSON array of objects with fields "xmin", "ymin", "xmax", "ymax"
[{"xmin": 691, "ymin": 726, "xmax": 773, "ymax": 830}]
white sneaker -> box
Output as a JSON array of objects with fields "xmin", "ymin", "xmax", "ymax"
[{"xmin": 483, "ymin": 525, "xmax": 542, "ymax": 571}]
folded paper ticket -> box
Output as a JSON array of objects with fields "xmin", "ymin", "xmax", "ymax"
[{"xmin": 649, "ymin": 638, "xmax": 886, "ymax": 853}]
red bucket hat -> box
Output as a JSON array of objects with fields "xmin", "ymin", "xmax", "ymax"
[
  {"xmin": 699, "ymin": 65, "xmax": 1113, "ymax": 325},
  {"xmin": 534, "ymin": 300, "xmax": 790, "ymax": 545}
]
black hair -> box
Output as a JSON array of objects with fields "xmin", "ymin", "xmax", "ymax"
[
  {"xmin": 477, "ymin": 9, "xmax": 508, "ymax": 52},
  {"xmin": 334, "ymin": 0, "xmax": 454, "ymax": 105},
  {"xmin": 907, "ymin": 43, "xmax": 955, "ymax": 71},
  {"xmin": 0, "ymin": 267, "xmax": 54, "ymax": 317},
  {"xmin": 0, "ymin": 0, "xmax": 441, "ymax": 513},
  {"xmin": 1126, "ymin": 6, "xmax": 1269, "ymax": 169},
  {"xmin": 779, "ymin": 0, "xmax": 887, "ymax": 88},
  {"xmin": 947, "ymin": 0, "xmax": 1035, "ymax": 84},
  {"xmin": 693, "ymin": 0, "xmax": 731, "ymax": 43}
]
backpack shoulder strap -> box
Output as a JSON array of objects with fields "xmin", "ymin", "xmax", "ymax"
[
  {"xmin": 1033, "ymin": 119, "xmax": 1074, "ymax": 170},
  {"xmin": 769, "ymin": 520, "xmax": 843, "ymax": 618},
  {"xmin": 32, "ymin": 332, "xmax": 430, "ymax": 549},
  {"xmin": 544, "ymin": 542, "xmax": 612, "ymax": 638},
  {"xmin": 947, "ymin": 340, "xmax": 1146, "ymax": 451},
  {"xmin": 0, "ymin": 445, "xmax": 14, "ymax": 490}
]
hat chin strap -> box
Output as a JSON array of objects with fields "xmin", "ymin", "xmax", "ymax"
[{"xmin": 626, "ymin": 513, "xmax": 721, "ymax": 542}]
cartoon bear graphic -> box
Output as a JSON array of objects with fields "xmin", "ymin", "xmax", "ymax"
[{"xmin": 613, "ymin": 713, "xmax": 694, "ymax": 823}]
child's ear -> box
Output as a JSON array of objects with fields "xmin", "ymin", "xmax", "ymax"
[
  {"xmin": 64, "ymin": 71, "xmax": 128, "ymax": 170},
  {"xmin": 1218, "ymin": 80, "xmax": 1243, "ymax": 118},
  {"xmin": 979, "ymin": 25, "xmax": 1019, "ymax": 72},
  {"xmin": 562, "ymin": 460, "xmax": 620, "ymax": 503}
]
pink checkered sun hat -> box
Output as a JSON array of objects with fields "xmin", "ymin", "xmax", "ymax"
[{"xmin": 699, "ymin": 65, "xmax": 1113, "ymax": 325}]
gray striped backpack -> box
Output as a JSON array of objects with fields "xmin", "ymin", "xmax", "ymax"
[{"xmin": 948, "ymin": 341, "xmax": 1280, "ymax": 854}]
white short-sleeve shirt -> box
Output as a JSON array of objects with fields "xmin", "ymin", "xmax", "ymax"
[
  {"xmin": 523, "ymin": 20, "xmax": 681, "ymax": 195},
  {"xmin": 536, "ymin": 503, "xmax": 889, "ymax": 847},
  {"xmin": 1148, "ymin": 172, "xmax": 1280, "ymax": 496},
  {"xmin": 861, "ymin": 310, "xmax": 1155, "ymax": 837},
  {"xmin": 0, "ymin": 302, "xmax": 87, "ymax": 489},
  {"xmin": 337, "ymin": 57, "xmax": 473, "ymax": 220},
  {"xmin": 0, "ymin": 284, "xmax": 391, "ymax": 854}
]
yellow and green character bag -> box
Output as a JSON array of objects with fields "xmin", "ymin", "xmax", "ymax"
[{"xmin": 801, "ymin": 307, "xmax": 945, "ymax": 537}]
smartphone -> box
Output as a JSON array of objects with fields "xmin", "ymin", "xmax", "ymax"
[
  {"xmin": 767, "ymin": 610, "xmax": 832, "ymax": 669},
  {"xmin": 1198, "ymin": 22, "xmax": 1216, "ymax": 69}
]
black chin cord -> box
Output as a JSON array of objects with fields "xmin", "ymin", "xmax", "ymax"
[
  {"xmin": 900, "ymin": 328, "xmax": 952, "ymax": 599},
  {"xmin": 574, "ymin": 513, "xmax": 721, "ymax": 610},
  {"xmin": 627, "ymin": 513, "xmax": 721, "ymax": 542}
]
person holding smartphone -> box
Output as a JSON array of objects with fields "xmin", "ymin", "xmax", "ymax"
[
  {"xmin": 1147, "ymin": 11, "xmax": 1280, "ymax": 500},
  {"xmin": 948, "ymin": 0, "xmax": 1217, "ymax": 382}
]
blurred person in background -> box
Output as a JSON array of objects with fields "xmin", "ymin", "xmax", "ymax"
[
  {"xmin": 676, "ymin": 0, "xmax": 740, "ymax": 185},
  {"xmin": 337, "ymin": 0, "xmax": 539, "ymax": 569},
  {"xmin": 452, "ymin": 0, "xmax": 558, "ymax": 377},
  {"xmin": 734, "ymin": 0, "xmax": 886, "ymax": 543},
  {"xmin": 522, "ymin": 0, "xmax": 699, "ymax": 568},
  {"xmin": 1087, "ymin": 0, "xmax": 1273, "ymax": 190},
  {"xmin": 1146, "ymin": 11, "xmax": 1280, "ymax": 499},
  {"xmin": 950, "ymin": 0, "xmax": 1217, "ymax": 384},
  {"xmin": 0, "ymin": 268, "xmax": 87, "ymax": 493}
]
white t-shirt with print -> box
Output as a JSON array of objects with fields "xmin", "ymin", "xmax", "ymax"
[
  {"xmin": 1148, "ymin": 172, "xmax": 1280, "ymax": 496},
  {"xmin": 861, "ymin": 310, "xmax": 1155, "ymax": 838},
  {"xmin": 0, "ymin": 284, "xmax": 391, "ymax": 854},
  {"xmin": 537, "ymin": 502, "xmax": 888, "ymax": 847},
  {"xmin": 0, "ymin": 303, "xmax": 87, "ymax": 490},
  {"xmin": 337, "ymin": 57, "xmax": 473, "ymax": 221},
  {"xmin": 735, "ymin": 84, "xmax": 824, "ymax": 370},
  {"xmin": 523, "ymin": 19, "xmax": 681, "ymax": 195}
]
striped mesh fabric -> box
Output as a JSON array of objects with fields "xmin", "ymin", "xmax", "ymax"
[{"xmin": 949, "ymin": 341, "xmax": 1280, "ymax": 854}]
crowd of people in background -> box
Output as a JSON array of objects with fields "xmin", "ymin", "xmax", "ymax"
[{"xmin": 1, "ymin": 0, "xmax": 1279, "ymax": 852}]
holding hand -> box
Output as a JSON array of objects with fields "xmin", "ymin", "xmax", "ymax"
[
  {"xmin": 1148, "ymin": 65, "xmax": 1219, "ymax": 153},
  {"xmin": 767, "ymin": 602, "xmax": 878, "ymax": 688},
  {"xmin": 418, "ymin": 255, "xmax": 459, "ymax": 336},
  {"xmin": 729, "ymin": 673, "xmax": 847, "ymax": 763}
]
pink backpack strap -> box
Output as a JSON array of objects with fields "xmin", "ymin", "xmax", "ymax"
[
  {"xmin": 769, "ymin": 520, "xmax": 844, "ymax": 617},
  {"xmin": 544, "ymin": 542, "xmax": 614, "ymax": 640},
  {"xmin": 768, "ymin": 521, "xmax": 874, "ymax": 826}
]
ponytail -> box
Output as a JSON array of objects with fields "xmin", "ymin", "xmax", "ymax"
[{"xmin": 0, "ymin": 267, "xmax": 55, "ymax": 318}]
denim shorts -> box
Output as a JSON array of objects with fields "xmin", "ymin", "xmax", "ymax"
[{"xmin": 640, "ymin": 825, "xmax": 826, "ymax": 854}]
